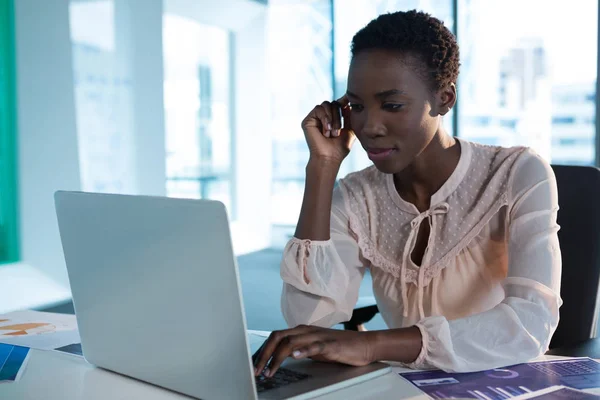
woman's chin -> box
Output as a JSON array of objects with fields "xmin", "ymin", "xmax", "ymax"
[{"xmin": 371, "ymin": 159, "xmax": 405, "ymax": 175}]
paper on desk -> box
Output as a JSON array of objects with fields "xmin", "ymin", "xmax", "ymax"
[
  {"xmin": 0, "ymin": 310, "xmax": 77, "ymax": 335},
  {"xmin": 0, "ymin": 343, "xmax": 30, "ymax": 383},
  {"xmin": 0, "ymin": 328, "xmax": 81, "ymax": 351},
  {"xmin": 0, "ymin": 311, "xmax": 80, "ymax": 350},
  {"xmin": 399, "ymin": 358, "xmax": 600, "ymax": 399},
  {"xmin": 513, "ymin": 385, "xmax": 600, "ymax": 399}
]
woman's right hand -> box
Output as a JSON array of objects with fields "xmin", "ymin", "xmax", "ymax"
[{"xmin": 301, "ymin": 96, "xmax": 355, "ymax": 165}]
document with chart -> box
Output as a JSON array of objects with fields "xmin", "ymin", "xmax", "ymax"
[
  {"xmin": 0, "ymin": 310, "xmax": 79, "ymax": 350},
  {"xmin": 400, "ymin": 358, "xmax": 600, "ymax": 399}
]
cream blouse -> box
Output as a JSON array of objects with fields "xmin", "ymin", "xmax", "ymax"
[{"xmin": 280, "ymin": 138, "xmax": 562, "ymax": 372}]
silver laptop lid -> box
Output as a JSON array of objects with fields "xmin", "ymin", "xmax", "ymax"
[{"xmin": 55, "ymin": 191, "xmax": 257, "ymax": 399}]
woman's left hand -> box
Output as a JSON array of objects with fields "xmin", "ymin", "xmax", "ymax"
[{"xmin": 253, "ymin": 325, "xmax": 376, "ymax": 378}]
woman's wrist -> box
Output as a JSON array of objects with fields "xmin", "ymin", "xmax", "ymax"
[
  {"xmin": 303, "ymin": 156, "xmax": 341, "ymax": 190},
  {"xmin": 364, "ymin": 327, "xmax": 423, "ymax": 364},
  {"xmin": 307, "ymin": 155, "xmax": 343, "ymax": 171},
  {"xmin": 294, "ymin": 156, "xmax": 341, "ymax": 240}
]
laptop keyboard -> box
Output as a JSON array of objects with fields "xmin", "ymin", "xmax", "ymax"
[{"xmin": 255, "ymin": 367, "xmax": 311, "ymax": 393}]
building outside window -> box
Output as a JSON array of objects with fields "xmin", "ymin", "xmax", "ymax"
[{"xmin": 458, "ymin": 0, "xmax": 597, "ymax": 165}]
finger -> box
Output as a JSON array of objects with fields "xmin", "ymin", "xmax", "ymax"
[
  {"xmin": 254, "ymin": 325, "xmax": 315, "ymax": 376},
  {"xmin": 318, "ymin": 102, "xmax": 334, "ymax": 137},
  {"xmin": 292, "ymin": 340, "xmax": 329, "ymax": 360},
  {"xmin": 307, "ymin": 105, "xmax": 332, "ymax": 138},
  {"xmin": 251, "ymin": 341, "xmax": 266, "ymax": 365},
  {"xmin": 254, "ymin": 331, "xmax": 283, "ymax": 376},
  {"xmin": 330, "ymin": 101, "xmax": 343, "ymax": 137},
  {"xmin": 266, "ymin": 333, "xmax": 323, "ymax": 377}
]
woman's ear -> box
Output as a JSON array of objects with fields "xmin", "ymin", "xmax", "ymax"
[{"xmin": 437, "ymin": 83, "xmax": 457, "ymax": 116}]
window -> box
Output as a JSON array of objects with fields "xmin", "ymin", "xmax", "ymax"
[
  {"xmin": 0, "ymin": 0, "xmax": 18, "ymax": 264},
  {"xmin": 69, "ymin": 0, "xmax": 137, "ymax": 194},
  {"xmin": 162, "ymin": 0, "xmax": 272, "ymax": 254},
  {"xmin": 163, "ymin": 15, "xmax": 234, "ymax": 216},
  {"xmin": 458, "ymin": 0, "xmax": 598, "ymax": 165},
  {"xmin": 65, "ymin": 1, "xmax": 600, "ymax": 254},
  {"xmin": 71, "ymin": 0, "xmax": 271, "ymax": 253},
  {"xmin": 268, "ymin": 0, "xmax": 333, "ymax": 227}
]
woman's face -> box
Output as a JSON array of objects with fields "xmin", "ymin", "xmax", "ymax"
[{"xmin": 346, "ymin": 49, "xmax": 453, "ymax": 174}]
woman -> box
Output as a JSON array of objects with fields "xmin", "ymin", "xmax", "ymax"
[{"xmin": 255, "ymin": 10, "xmax": 561, "ymax": 375}]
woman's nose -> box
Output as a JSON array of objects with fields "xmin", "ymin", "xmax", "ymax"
[{"xmin": 361, "ymin": 114, "xmax": 387, "ymax": 138}]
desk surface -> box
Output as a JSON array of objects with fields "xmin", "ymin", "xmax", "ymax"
[{"xmin": 0, "ymin": 348, "xmax": 429, "ymax": 400}]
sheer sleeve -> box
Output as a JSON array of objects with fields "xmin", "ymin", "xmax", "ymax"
[
  {"xmin": 409, "ymin": 149, "xmax": 562, "ymax": 372},
  {"xmin": 280, "ymin": 188, "xmax": 367, "ymax": 328}
]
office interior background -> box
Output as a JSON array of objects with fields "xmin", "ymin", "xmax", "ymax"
[{"xmin": 0, "ymin": 0, "xmax": 598, "ymax": 328}]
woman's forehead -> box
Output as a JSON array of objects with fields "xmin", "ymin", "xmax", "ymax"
[{"xmin": 348, "ymin": 52, "xmax": 426, "ymax": 96}]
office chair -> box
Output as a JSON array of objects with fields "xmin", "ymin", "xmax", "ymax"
[
  {"xmin": 546, "ymin": 165, "xmax": 600, "ymax": 356},
  {"xmin": 346, "ymin": 165, "xmax": 600, "ymax": 358}
]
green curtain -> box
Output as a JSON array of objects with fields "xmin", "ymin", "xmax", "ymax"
[{"xmin": 0, "ymin": 0, "xmax": 19, "ymax": 264}]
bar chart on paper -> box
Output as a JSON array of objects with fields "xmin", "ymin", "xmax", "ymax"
[{"xmin": 400, "ymin": 358, "xmax": 600, "ymax": 399}]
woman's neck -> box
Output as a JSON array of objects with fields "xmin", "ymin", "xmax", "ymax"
[{"xmin": 393, "ymin": 131, "xmax": 461, "ymax": 212}]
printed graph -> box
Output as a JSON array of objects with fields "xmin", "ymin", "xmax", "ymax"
[
  {"xmin": 401, "ymin": 359, "xmax": 600, "ymax": 399},
  {"xmin": 0, "ymin": 311, "xmax": 77, "ymax": 338}
]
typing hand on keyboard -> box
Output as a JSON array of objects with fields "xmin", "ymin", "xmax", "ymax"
[
  {"xmin": 251, "ymin": 325, "xmax": 381, "ymax": 379},
  {"xmin": 254, "ymin": 367, "xmax": 310, "ymax": 393},
  {"xmin": 252, "ymin": 341, "xmax": 311, "ymax": 392}
]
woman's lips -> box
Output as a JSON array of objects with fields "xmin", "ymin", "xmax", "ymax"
[{"xmin": 367, "ymin": 148, "xmax": 397, "ymax": 161}]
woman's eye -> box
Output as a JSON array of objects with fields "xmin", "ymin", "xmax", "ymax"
[
  {"xmin": 383, "ymin": 103, "xmax": 403, "ymax": 111},
  {"xmin": 350, "ymin": 103, "xmax": 364, "ymax": 112}
]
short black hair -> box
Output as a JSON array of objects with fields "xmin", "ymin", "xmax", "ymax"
[{"xmin": 351, "ymin": 10, "xmax": 460, "ymax": 91}]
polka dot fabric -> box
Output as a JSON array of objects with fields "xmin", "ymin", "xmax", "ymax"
[{"xmin": 338, "ymin": 139, "xmax": 527, "ymax": 286}]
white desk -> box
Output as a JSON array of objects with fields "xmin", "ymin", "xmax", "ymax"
[{"xmin": 0, "ymin": 348, "xmax": 429, "ymax": 400}]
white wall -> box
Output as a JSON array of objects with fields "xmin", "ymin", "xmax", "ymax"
[{"xmin": 15, "ymin": 0, "xmax": 81, "ymax": 288}]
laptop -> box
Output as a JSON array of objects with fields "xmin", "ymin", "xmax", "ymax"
[{"xmin": 54, "ymin": 191, "xmax": 391, "ymax": 399}]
